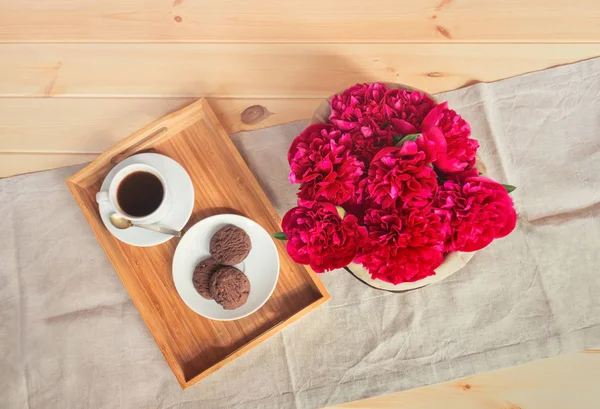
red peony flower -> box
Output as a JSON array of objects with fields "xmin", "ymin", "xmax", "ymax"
[
  {"xmin": 422, "ymin": 102, "xmax": 479, "ymax": 173},
  {"xmin": 329, "ymin": 84, "xmax": 436, "ymax": 144},
  {"xmin": 444, "ymin": 167, "xmax": 479, "ymax": 182},
  {"xmin": 437, "ymin": 175, "xmax": 517, "ymax": 252},
  {"xmin": 288, "ymin": 124, "xmax": 364, "ymax": 205},
  {"xmin": 347, "ymin": 126, "xmax": 393, "ymax": 164},
  {"xmin": 339, "ymin": 177, "xmax": 370, "ymax": 222},
  {"xmin": 357, "ymin": 206, "xmax": 449, "ymax": 284},
  {"xmin": 282, "ymin": 201, "xmax": 368, "ymax": 273},
  {"xmin": 383, "ymin": 89, "xmax": 436, "ymax": 136},
  {"xmin": 365, "ymin": 145, "xmax": 438, "ymax": 209},
  {"xmin": 329, "ymin": 83, "xmax": 389, "ymax": 131},
  {"xmin": 288, "ymin": 123, "xmax": 343, "ymax": 169}
]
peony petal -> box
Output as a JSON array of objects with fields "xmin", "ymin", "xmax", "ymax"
[
  {"xmin": 435, "ymin": 156, "xmax": 468, "ymax": 173},
  {"xmin": 398, "ymin": 141, "xmax": 419, "ymax": 156},
  {"xmin": 422, "ymin": 101, "xmax": 449, "ymax": 130},
  {"xmin": 496, "ymin": 207, "xmax": 518, "ymax": 238},
  {"xmin": 331, "ymin": 119, "xmax": 358, "ymax": 131},
  {"xmin": 390, "ymin": 119, "xmax": 417, "ymax": 136}
]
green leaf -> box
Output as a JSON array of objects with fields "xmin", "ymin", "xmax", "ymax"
[
  {"xmin": 272, "ymin": 232, "xmax": 288, "ymax": 240},
  {"xmin": 335, "ymin": 206, "xmax": 346, "ymax": 219},
  {"xmin": 502, "ymin": 184, "xmax": 517, "ymax": 193},
  {"xmin": 394, "ymin": 133, "xmax": 421, "ymax": 147}
]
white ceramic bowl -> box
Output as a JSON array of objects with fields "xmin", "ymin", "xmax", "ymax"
[{"xmin": 172, "ymin": 214, "xmax": 280, "ymax": 320}]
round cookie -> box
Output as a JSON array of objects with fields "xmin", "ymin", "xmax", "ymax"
[
  {"xmin": 209, "ymin": 266, "xmax": 251, "ymax": 310},
  {"xmin": 209, "ymin": 225, "xmax": 252, "ymax": 265},
  {"xmin": 192, "ymin": 257, "xmax": 221, "ymax": 300}
]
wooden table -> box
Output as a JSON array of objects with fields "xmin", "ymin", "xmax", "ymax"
[{"xmin": 1, "ymin": 1, "xmax": 599, "ymax": 407}]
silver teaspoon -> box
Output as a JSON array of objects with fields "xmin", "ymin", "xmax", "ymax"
[{"xmin": 109, "ymin": 213, "xmax": 182, "ymax": 237}]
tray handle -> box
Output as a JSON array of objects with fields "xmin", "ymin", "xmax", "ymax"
[{"xmin": 110, "ymin": 126, "xmax": 169, "ymax": 165}]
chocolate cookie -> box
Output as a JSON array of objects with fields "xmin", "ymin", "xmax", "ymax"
[
  {"xmin": 209, "ymin": 266, "xmax": 251, "ymax": 310},
  {"xmin": 192, "ymin": 257, "xmax": 221, "ymax": 300},
  {"xmin": 209, "ymin": 225, "xmax": 251, "ymax": 265}
]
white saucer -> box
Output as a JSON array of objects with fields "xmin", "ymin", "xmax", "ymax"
[
  {"xmin": 98, "ymin": 153, "xmax": 194, "ymax": 247},
  {"xmin": 172, "ymin": 214, "xmax": 280, "ymax": 321}
]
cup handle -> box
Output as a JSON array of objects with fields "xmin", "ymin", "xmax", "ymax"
[{"xmin": 96, "ymin": 191, "xmax": 109, "ymax": 203}]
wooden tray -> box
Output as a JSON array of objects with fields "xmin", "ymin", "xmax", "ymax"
[{"xmin": 66, "ymin": 99, "xmax": 330, "ymax": 389}]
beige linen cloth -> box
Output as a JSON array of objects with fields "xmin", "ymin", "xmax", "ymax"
[{"xmin": 2, "ymin": 58, "xmax": 600, "ymax": 409}]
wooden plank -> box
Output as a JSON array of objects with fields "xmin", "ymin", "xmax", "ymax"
[
  {"xmin": 332, "ymin": 351, "xmax": 600, "ymax": 409},
  {"xmin": 0, "ymin": 153, "xmax": 97, "ymax": 178},
  {"xmin": 210, "ymin": 98, "xmax": 319, "ymax": 134},
  {"xmin": 0, "ymin": 98, "xmax": 318, "ymax": 153},
  {"xmin": 1, "ymin": 44, "xmax": 599, "ymax": 98},
  {"xmin": 0, "ymin": 0, "xmax": 599, "ymax": 43}
]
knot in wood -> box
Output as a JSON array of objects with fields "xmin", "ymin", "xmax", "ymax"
[{"xmin": 241, "ymin": 105, "xmax": 269, "ymax": 125}]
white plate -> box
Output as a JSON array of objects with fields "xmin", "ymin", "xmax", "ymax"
[
  {"xmin": 98, "ymin": 153, "xmax": 194, "ymax": 247},
  {"xmin": 172, "ymin": 214, "xmax": 280, "ymax": 321}
]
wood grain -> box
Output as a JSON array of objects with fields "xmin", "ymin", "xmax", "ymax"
[
  {"xmin": 0, "ymin": 152, "xmax": 97, "ymax": 178},
  {"xmin": 66, "ymin": 99, "xmax": 330, "ymax": 388},
  {"xmin": 2, "ymin": 44, "xmax": 599, "ymax": 97},
  {"xmin": 331, "ymin": 351, "xmax": 600, "ymax": 409},
  {"xmin": 1, "ymin": 0, "xmax": 599, "ymax": 42},
  {"xmin": 0, "ymin": 97, "xmax": 318, "ymax": 154}
]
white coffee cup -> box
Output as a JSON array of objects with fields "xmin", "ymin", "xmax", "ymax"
[{"xmin": 96, "ymin": 163, "xmax": 171, "ymax": 225}]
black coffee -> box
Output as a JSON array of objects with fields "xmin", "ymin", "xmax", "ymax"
[{"xmin": 116, "ymin": 171, "xmax": 164, "ymax": 217}]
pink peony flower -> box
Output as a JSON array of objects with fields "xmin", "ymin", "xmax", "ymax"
[
  {"xmin": 437, "ymin": 175, "xmax": 517, "ymax": 252},
  {"xmin": 288, "ymin": 124, "xmax": 364, "ymax": 205},
  {"xmin": 383, "ymin": 89, "xmax": 436, "ymax": 136},
  {"xmin": 356, "ymin": 206, "xmax": 449, "ymax": 284},
  {"xmin": 422, "ymin": 102, "xmax": 479, "ymax": 173},
  {"xmin": 365, "ymin": 145, "xmax": 438, "ymax": 209},
  {"xmin": 282, "ymin": 201, "xmax": 368, "ymax": 273}
]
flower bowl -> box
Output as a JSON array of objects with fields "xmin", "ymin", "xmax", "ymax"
[{"xmin": 311, "ymin": 82, "xmax": 485, "ymax": 291}]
